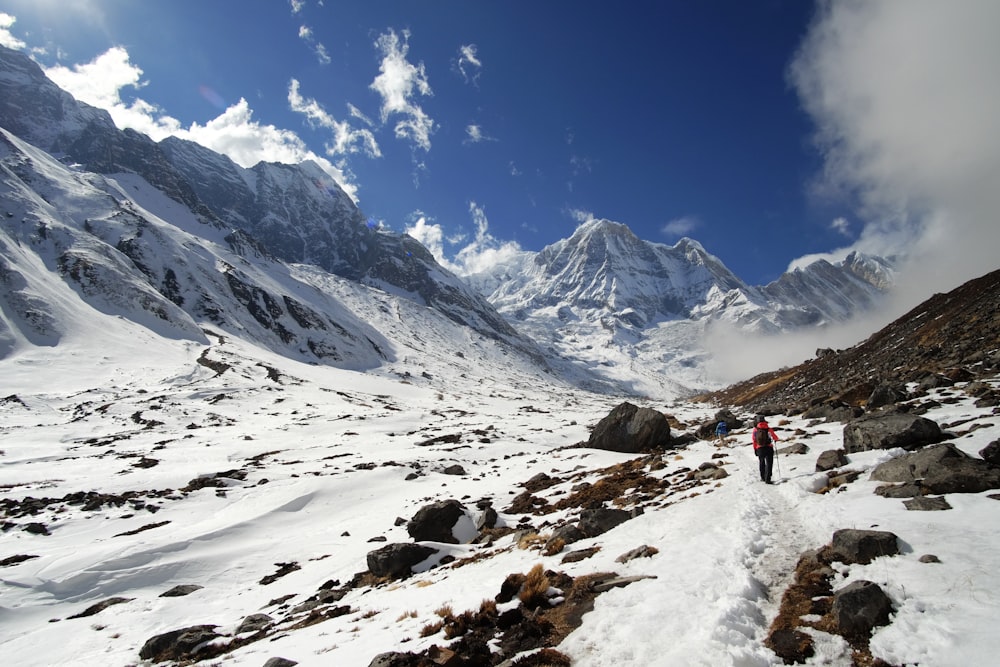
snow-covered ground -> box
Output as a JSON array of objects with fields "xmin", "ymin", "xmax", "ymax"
[{"xmin": 1, "ymin": 331, "xmax": 998, "ymax": 666}]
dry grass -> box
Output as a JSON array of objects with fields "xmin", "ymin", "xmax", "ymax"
[
  {"xmin": 518, "ymin": 564, "xmax": 551, "ymax": 609},
  {"xmin": 434, "ymin": 603, "xmax": 453, "ymax": 618},
  {"xmin": 543, "ymin": 537, "xmax": 565, "ymax": 556},
  {"xmin": 517, "ymin": 532, "xmax": 546, "ymax": 550},
  {"xmin": 419, "ymin": 620, "xmax": 443, "ymax": 637}
]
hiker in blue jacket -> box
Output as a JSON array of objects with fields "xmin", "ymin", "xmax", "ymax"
[
  {"xmin": 752, "ymin": 418, "xmax": 780, "ymax": 483},
  {"xmin": 715, "ymin": 420, "xmax": 729, "ymax": 445}
]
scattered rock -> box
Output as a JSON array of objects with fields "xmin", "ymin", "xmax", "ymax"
[
  {"xmin": 828, "ymin": 580, "xmax": 893, "ymax": 639},
  {"xmin": 904, "ymin": 496, "xmax": 952, "ymax": 511},
  {"xmin": 139, "ymin": 625, "xmax": 223, "ymax": 662},
  {"xmin": 67, "ymin": 596, "xmax": 133, "ymax": 619},
  {"xmin": 867, "ymin": 383, "xmax": 907, "ymax": 410},
  {"xmin": 577, "ymin": 507, "xmax": 638, "ymax": 538},
  {"xmin": 262, "ymin": 658, "xmax": 298, "ymax": 667},
  {"xmin": 560, "ymin": 547, "xmax": 600, "ymax": 564},
  {"xmin": 407, "ymin": 499, "xmax": 471, "ymax": 544},
  {"xmin": 236, "ymin": 613, "xmax": 273, "ymax": 634},
  {"xmin": 816, "ymin": 449, "xmax": 848, "ymax": 472},
  {"xmin": 919, "ymin": 554, "xmax": 942, "ymax": 563},
  {"xmin": 615, "ymin": 545, "xmax": 658, "ymax": 563},
  {"xmin": 777, "ymin": 442, "xmax": 809, "ymax": 455},
  {"xmin": 0, "ymin": 554, "xmax": 39, "ymax": 566},
  {"xmin": 160, "ymin": 584, "xmax": 203, "ymax": 597},
  {"xmin": 366, "ymin": 543, "xmax": 438, "ymax": 579},
  {"xmin": 870, "ymin": 443, "xmax": 1000, "ymax": 493},
  {"xmin": 260, "ymin": 562, "xmax": 301, "ymax": 585},
  {"xmin": 980, "ymin": 440, "xmax": 1000, "ymax": 466},
  {"xmin": 586, "ymin": 402, "xmax": 672, "ymax": 453},
  {"xmin": 824, "ymin": 529, "xmax": 900, "ymax": 565},
  {"xmin": 442, "ymin": 464, "xmax": 466, "ymax": 476},
  {"xmin": 842, "ymin": 413, "xmax": 944, "ymax": 453}
]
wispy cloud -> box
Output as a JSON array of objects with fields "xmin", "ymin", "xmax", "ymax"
[
  {"xmin": 830, "ymin": 216, "xmax": 851, "ymax": 237},
  {"xmin": 464, "ymin": 124, "xmax": 495, "ymax": 144},
  {"xmin": 455, "ymin": 44, "xmax": 482, "ymax": 85},
  {"xmin": 41, "ymin": 46, "xmax": 360, "ymax": 200},
  {"xmin": 289, "ymin": 0, "xmax": 306, "ymax": 14},
  {"xmin": 788, "ymin": 0, "xmax": 1000, "ymax": 303},
  {"xmin": 0, "ymin": 13, "xmax": 26, "ymax": 50},
  {"xmin": 370, "ymin": 28, "xmax": 435, "ymax": 152},
  {"xmin": 288, "ymin": 79, "xmax": 380, "ymax": 157},
  {"xmin": 298, "ymin": 25, "xmax": 331, "ymax": 65},
  {"xmin": 567, "ymin": 208, "xmax": 595, "ymax": 225},
  {"xmin": 661, "ymin": 215, "xmax": 699, "ymax": 238}
]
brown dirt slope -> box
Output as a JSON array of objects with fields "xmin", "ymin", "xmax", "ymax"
[{"xmin": 697, "ymin": 267, "xmax": 1000, "ymax": 413}]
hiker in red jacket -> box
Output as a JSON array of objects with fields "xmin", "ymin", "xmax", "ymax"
[{"xmin": 752, "ymin": 418, "xmax": 780, "ymax": 484}]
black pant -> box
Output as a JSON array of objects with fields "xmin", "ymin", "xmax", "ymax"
[{"xmin": 756, "ymin": 446, "xmax": 774, "ymax": 482}]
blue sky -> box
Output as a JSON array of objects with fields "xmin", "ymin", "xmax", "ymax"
[{"xmin": 2, "ymin": 1, "xmax": 999, "ymax": 294}]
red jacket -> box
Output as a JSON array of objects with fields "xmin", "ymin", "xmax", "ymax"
[{"xmin": 752, "ymin": 421, "xmax": 779, "ymax": 450}]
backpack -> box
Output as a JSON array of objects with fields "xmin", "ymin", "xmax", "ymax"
[{"xmin": 754, "ymin": 425, "xmax": 772, "ymax": 447}]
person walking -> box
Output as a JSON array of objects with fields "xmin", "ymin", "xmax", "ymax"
[
  {"xmin": 715, "ymin": 420, "xmax": 729, "ymax": 446},
  {"xmin": 752, "ymin": 418, "xmax": 780, "ymax": 483}
]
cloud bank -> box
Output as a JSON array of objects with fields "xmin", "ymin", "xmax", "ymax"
[
  {"xmin": 406, "ymin": 202, "xmax": 523, "ymax": 276},
  {"xmin": 789, "ymin": 0, "xmax": 1000, "ymax": 303}
]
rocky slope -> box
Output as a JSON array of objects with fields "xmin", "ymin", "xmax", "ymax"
[{"xmin": 698, "ymin": 267, "xmax": 1000, "ymax": 413}]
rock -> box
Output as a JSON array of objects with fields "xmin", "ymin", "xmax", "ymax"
[
  {"xmin": 777, "ymin": 442, "xmax": 809, "ymax": 455},
  {"xmin": 139, "ymin": 625, "xmax": 222, "ymax": 662},
  {"xmin": 816, "ymin": 449, "xmax": 848, "ymax": 472},
  {"xmin": 66, "ymin": 596, "xmax": 133, "ymax": 619},
  {"xmin": 903, "ymin": 496, "xmax": 952, "ymax": 511},
  {"xmin": 919, "ymin": 554, "xmax": 942, "ymax": 563},
  {"xmin": 826, "ymin": 529, "xmax": 899, "ymax": 565},
  {"xmin": 262, "ymin": 659, "xmax": 298, "ymax": 667},
  {"xmin": 560, "ymin": 547, "xmax": 601, "ymax": 563},
  {"xmin": 549, "ymin": 523, "xmax": 586, "ymax": 546},
  {"xmin": 577, "ymin": 507, "xmax": 638, "ymax": 538},
  {"xmin": 766, "ymin": 628, "xmax": 815, "ymax": 664},
  {"xmin": 980, "ymin": 440, "xmax": 1000, "ymax": 466},
  {"xmin": 366, "ymin": 543, "xmax": 438, "ymax": 579},
  {"xmin": 867, "ymin": 383, "xmax": 907, "ymax": 410},
  {"xmin": 687, "ymin": 463, "xmax": 729, "ymax": 481},
  {"xmin": 828, "ymin": 580, "xmax": 893, "ymax": 638},
  {"xmin": 842, "ymin": 413, "xmax": 943, "ymax": 453},
  {"xmin": 870, "ymin": 443, "xmax": 1000, "ymax": 493},
  {"xmin": 615, "ymin": 545, "xmax": 658, "ymax": 563},
  {"xmin": 160, "ymin": 584, "xmax": 203, "ymax": 597},
  {"xmin": 442, "ymin": 464, "xmax": 466, "ymax": 476},
  {"xmin": 587, "ymin": 402, "xmax": 671, "ymax": 453},
  {"xmin": 407, "ymin": 499, "xmax": 470, "ymax": 544},
  {"xmin": 367, "ymin": 651, "xmax": 421, "ymax": 667},
  {"xmin": 236, "ymin": 613, "xmax": 273, "ymax": 634}
]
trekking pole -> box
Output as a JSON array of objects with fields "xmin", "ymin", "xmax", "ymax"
[{"xmin": 774, "ymin": 447, "xmax": 782, "ymax": 481}]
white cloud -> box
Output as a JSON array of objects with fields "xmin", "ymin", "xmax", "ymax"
[
  {"xmin": 464, "ymin": 124, "xmax": 495, "ymax": 144},
  {"xmin": 298, "ymin": 24, "xmax": 331, "ymax": 65},
  {"xmin": 405, "ymin": 203, "xmax": 523, "ymax": 276},
  {"xmin": 567, "ymin": 208, "xmax": 595, "ymax": 224},
  {"xmin": 789, "ymin": 0, "xmax": 1000, "ymax": 304},
  {"xmin": 456, "ymin": 44, "xmax": 482, "ymax": 84},
  {"xmin": 42, "ymin": 47, "xmax": 360, "ymax": 200},
  {"xmin": 288, "ymin": 79, "xmax": 380, "ymax": 157},
  {"xmin": 0, "ymin": 13, "xmax": 26, "ymax": 49},
  {"xmin": 661, "ymin": 215, "xmax": 699, "ymax": 238},
  {"xmin": 289, "ymin": 0, "xmax": 306, "ymax": 14},
  {"xmin": 370, "ymin": 29, "xmax": 435, "ymax": 152},
  {"xmin": 830, "ymin": 216, "xmax": 850, "ymax": 237}
]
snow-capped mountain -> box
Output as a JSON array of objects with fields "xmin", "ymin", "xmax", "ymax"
[
  {"xmin": 466, "ymin": 219, "xmax": 893, "ymax": 395},
  {"xmin": 0, "ymin": 45, "xmax": 535, "ymax": 364}
]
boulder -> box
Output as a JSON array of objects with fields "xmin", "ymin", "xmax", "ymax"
[
  {"xmin": 407, "ymin": 499, "xmax": 470, "ymax": 543},
  {"xmin": 867, "ymin": 383, "xmax": 907, "ymax": 410},
  {"xmin": 826, "ymin": 529, "xmax": 899, "ymax": 565},
  {"xmin": 816, "ymin": 449, "xmax": 848, "ymax": 472},
  {"xmin": 262, "ymin": 659, "xmax": 298, "ymax": 667},
  {"xmin": 777, "ymin": 443, "xmax": 809, "ymax": 455},
  {"xmin": 139, "ymin": 625, "xmax": 222, "ymax": 662},
  {"xmin": 981, "ymin": 440, "xmax": 1000, "ymax": 466},
  {"xmin": 903, "ymin": 496, "xmax": 952, "ymax": 511},
  {"xmin": 366, "ymin": 543, "xmax": 439, "ymax": 579},
  {"xmin": 870, "ymin": 443, "xmax": 1000, "ymax": 493},
  {"xmin": 236, "ymin": 613, "xmax": 273, "ymax": 634},
  {"xmin": 828, "ymin": 580, "xmax": 893, "ymax": 638},
  {"xmin": 587, "ymin": 402, "xmax": 671, "ymax": 453},
  {"xmin": 577, "ymin": 507, "xmax": 638, "ymax": 538},
  {"xmin": 842, "ymin": 413, "xmax": 943, "ymax": 453}
]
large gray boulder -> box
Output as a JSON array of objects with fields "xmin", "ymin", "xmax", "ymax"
[
  {"xmin": 406, "ymin": 499, "xmax": 470, "ymax": 544},
  {"xmin": 870, "ymin": 443, "xmax": 1000, "ymax": 493},
  {"xmin": 588, "ymin": 402, "xmax": 671, "ymax": 453},
  {"xmin": 842, "ymin": 413, "xmax": 943, "ymax": 453},
  {"xmin": 366, "ymin": 543, "xmax": 438, "ymax": 579}
]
